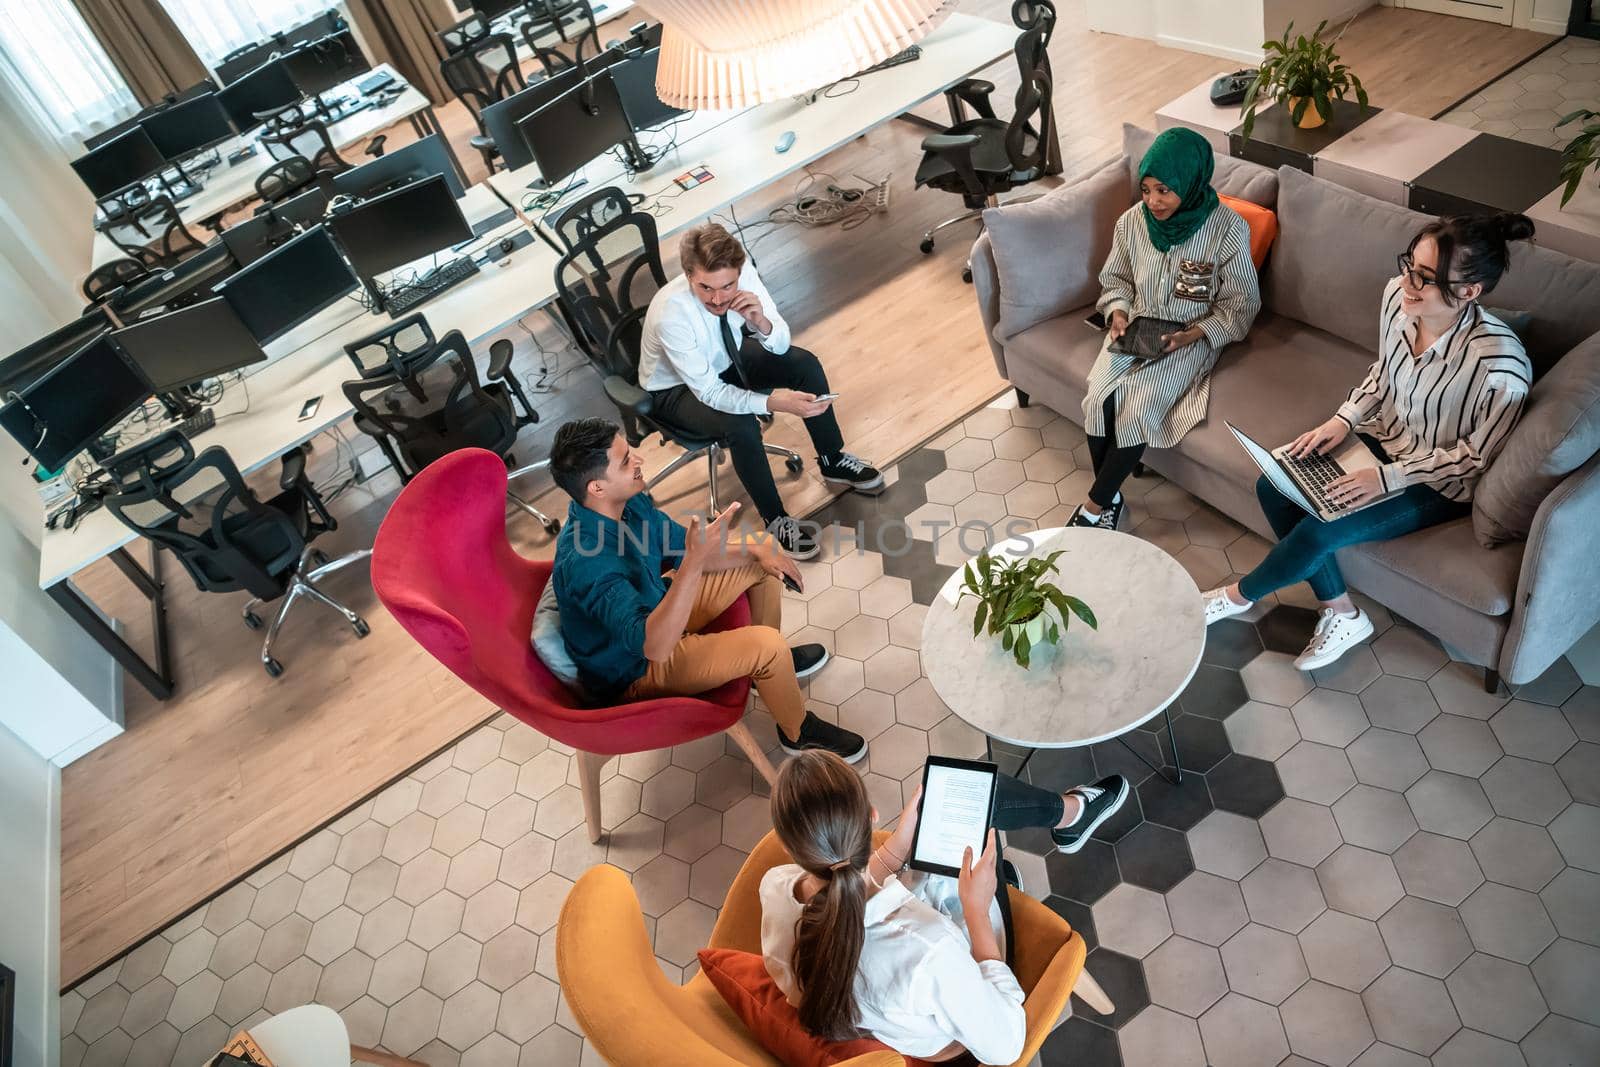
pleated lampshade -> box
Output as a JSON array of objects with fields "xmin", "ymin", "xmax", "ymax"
[{"xmin": 635, "ymin": 0, "xmax": 958, "ymax": 110}]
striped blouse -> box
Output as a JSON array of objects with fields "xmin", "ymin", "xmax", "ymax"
[{"xmin": 1335, "ymin": 276, "xmax": 1531, "ymax": 502}]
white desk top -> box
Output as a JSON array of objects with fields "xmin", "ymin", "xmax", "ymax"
[
  {"xmin": 91, "ymin": 65, "xmax": 432, "ymax": 268},
  {"xmin": 42, "ymin": 12, "xmax": 1016, "ymax": 591},
  {"xmin": 920, "ymin": 527, "xmax": 1206, "ymax": 749},
  {"xmin": 494, "ymin": 0, "xmax": 639, "ymax": 64}
]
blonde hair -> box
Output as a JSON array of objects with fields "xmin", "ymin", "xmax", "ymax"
[{"xmin": 679, "ymin": 222, "xmax": 747, "ymax": 276}]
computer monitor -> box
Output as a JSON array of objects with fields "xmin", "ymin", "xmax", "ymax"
[
  {"xmin": 0, "ymin": 309, "xmax": 114, "ymax": 396},
  {"xmin": 216, "ymin": 60, "xmax": 301, "ymax": 132},
  {"xmin": 471, "ymin": 0, "xmax": 528, "ymax": 22},
  {"xmin": 140, "ymin": 93, "xmax": 237, "ymax": 160},
  {"xmin": 215, "ymin": 226, "xmax": 359, "ymax": 345},
  {"xmin": 332, "ymin": 133, "xmax": 465, "ymax": 201},
  {"xmin": 70, "ymin": 127, "xmax": 165, "ymax": 199},
  {"xmin": 84, "ymin": 80, "xmax": 218, "ymax": 150},
  {"xmin": 515, "ymin": 72, "xmax": 638, "ymax": 186},
  {"xmin": 221, "ymin": 186, "xmax": 331, "ymax": 267},
  {"xmin": 0, "ymin": 335, "xmax": 152, "ymax": 472},
  {"xmin": 610, "ymin": 47, "xmax": 687, "ymax": 131},
  {"xmin": 326, "ymin": 175, "xmax": 474, "ymax": 282},
  {"xmin": 481, "ymin": 64, "xmax": 588, "ymax": 171},
  {"xmin": 282, "ymin": 30, "xmax": 369, "ymax": 98},
  {"xmin": 112, "ymin": 297, "xmax": 268, "ymax": 391}
]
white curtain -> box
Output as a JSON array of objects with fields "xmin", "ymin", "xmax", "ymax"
[
  {"xmin": 157, "ymin": 0, "xmax": 335, "ymax": 66},
  {"xmin": 0, "ymin": 0, "xmax": 139, "ymax": 150}
]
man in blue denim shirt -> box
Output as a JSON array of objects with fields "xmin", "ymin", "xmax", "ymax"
[{"xmin": 548, "ymin": 418, "xmax": 868, "ymax": 762}]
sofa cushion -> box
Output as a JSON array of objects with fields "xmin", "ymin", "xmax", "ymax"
[
  {"xmin": 1473, "ymin": 333, "xmax": 1600, "ymax": 546},
  {"xmin": 1347, "ymin": 517, "xmax": 1522, "ymax": 617},
  {"xmin": 530, "ymin": 580, "xmax": 585, "ymax": 692},
  {"xmin": 1123, "ymin": 123, "xmax": 1278, "ymax": 207},
  {"xmin": 1002, "ymin": 306, "xmax": 1106, "ymax": 400},
  {"xmin": 985, "ymin": 154, "xmax": 1129, "ymax": 340},
  {"xmin": 1219, "ymin": 194, "xmax": 1278, "ymax": 267},
  {"xmin": 1477, "ymin": 245, "xmax": 1600, "ymax": 380}
]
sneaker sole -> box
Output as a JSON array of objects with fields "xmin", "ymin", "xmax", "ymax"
[
  {"xmin": 822, "ymin": 474, "xmax": 886, "ymax": 493},
  {"xmin": 794, "ymin": 649, "xmax": 831, "ymax": 680},
  {"xmin": 780, "ymin": 541, "xmax": 822, "ymax": 561},
  {"xmin": 1294, "ymin": 616, "xmax": 1376, "ymax": 671},
  {"xmin": 778, "ymin": 736, "xmax": 868, "ymax": 764},
  {"xmin": 1053, "ymin": 776, "xmax": 1131, "ymax": 854}
]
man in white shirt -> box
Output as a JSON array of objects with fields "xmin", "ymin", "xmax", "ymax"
[{"xmin": 637, "ymin": 222, "xmax": 883, "ymax": 559}]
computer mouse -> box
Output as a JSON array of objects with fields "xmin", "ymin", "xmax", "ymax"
[{"xmin": 775, "ymin": 130, "xmax": 796, "ymax": 154}]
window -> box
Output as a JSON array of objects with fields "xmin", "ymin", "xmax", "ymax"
[
  {"xmin": 158, "ymin": 0, "xmax": 334, "ymax": 67},
  {"xmin": 0, "ymin": 0, "xmax": 138, "ymax": 146}
]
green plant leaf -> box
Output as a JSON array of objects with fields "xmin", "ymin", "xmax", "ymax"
[
  {"xmin": 1556, "ymin": 108, "xmax": 1596, "ymax": 129},
  {"xmin": 1063, "ymin": 595, "xmax": 1097, "ymax": 630},
  {"xmin": 973, "ymin": 601, "xmax": 988, "ymax": 638},
  {"xmin": 1016, "ymin": 631, "xmax": 1031, "ymax": 668},
  {"xmin": 1001, "ymin": 626, "xmax": 1013, "ymax": 651},
  {"xmin": 1048, "ymin": 621, "xmax": 1059, "ymax": 644}
]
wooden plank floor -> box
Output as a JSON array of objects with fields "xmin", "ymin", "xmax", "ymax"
[{"xmin": 57, "ymin": 0, "xmax": 1552, "ymax": 986}]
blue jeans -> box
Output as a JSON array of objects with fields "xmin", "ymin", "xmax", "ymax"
[{"xmin": 1238, "ymin": 436, "xmax": 1469, "ymax": 603}]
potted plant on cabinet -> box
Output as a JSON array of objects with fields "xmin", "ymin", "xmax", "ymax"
[
  {"xmin": 1239, "ymin": 19, "xmax": 1369, "ymax": 140},
  {"xmin": 957, "ymin": 549, "xmax": 1097, "ymax": 669},
  {"xmin": 1556, "ymin": 108, "xmax": 1599, "ymax": 207}
]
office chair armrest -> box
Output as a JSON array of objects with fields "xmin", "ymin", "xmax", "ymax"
[
  {"xmin": 365, "ymin": 135, "xmax": 387, "ymax": 158},
  {"xmin": 944, "ymin": 77, "xmax": 998, "ymax": 120},
  {"xmin": 279, "ymin": 445, "xmax": 310, "ymax": 491},
  {"xmin": 603, "ymin": 375, "xmax": 653, "ymax": 418},
  {"xmin": 487, "ymin": 338, "xmax": 515, "ymax": 381}
]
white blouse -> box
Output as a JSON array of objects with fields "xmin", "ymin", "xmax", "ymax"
[{"xmin": 759, "ymin": 864, "xmax": 1025, "ymax": 1065}]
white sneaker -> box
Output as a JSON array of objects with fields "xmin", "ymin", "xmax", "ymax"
[
  {"xmin": 1203, "ymin": 587, "xmax": 1252, "ymax": 626},
  {"xmin": 1294, "ymin": 608, "xmax": 1375, "ymax": 670}
]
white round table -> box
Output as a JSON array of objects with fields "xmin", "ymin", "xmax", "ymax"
[{"xmin": 920, "ymin": 526, "xmax": 1206, "ymax": 781}]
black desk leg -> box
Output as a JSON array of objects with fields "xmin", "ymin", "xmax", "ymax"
[
  {"xmin": 47, "ymin": 545, "xmax": 174, "ymax": 701},
  {"xmin": 1117, "ymin": 708, "xmax": 1184, "ymax": 785}
]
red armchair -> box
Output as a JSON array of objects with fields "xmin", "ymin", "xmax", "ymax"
[{"xmin": 371, "ymin": 448, "xmax": 776, "ymax": 842}]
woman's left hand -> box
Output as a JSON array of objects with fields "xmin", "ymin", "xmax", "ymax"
[
  {"xmin": 1325, "ymin": 468, "xmax": 1384, "ymax": 508},
  {"xmin": 1161, "ymin": 326, "xmax": 1206, "ymax": 352},
  {"xmin": 885, "ymin": 784, "xmax": 922, "ymax": 859}
]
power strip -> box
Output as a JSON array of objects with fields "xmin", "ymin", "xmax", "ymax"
[{"xmin": 350, "ymin": 448, "xmax": 392, "ymax": 483}]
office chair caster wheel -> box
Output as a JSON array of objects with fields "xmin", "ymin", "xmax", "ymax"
[
  {"xmin": 264, "ymin": 658, "xmax": 284, "ymax": 678},
  {"xmin": 919, "ymin": 236, "xmax": 935, "ymax": 255},
  {"xmin": 352, "ymin": 618, "xmax": 370, "ymax": 638},
  {"xmin": 244, "ymin": 611, "xmax": 263, "ymax": 630},
  {"xmin": 785, "ymin": 457, "xmax": 804, "ymax": 474},
  {"xmin": 542, "ymin": 518, "xmax": 560, "ymax": 536},
  {"xmin": 962, "ymin": 266, "xmax": 973, "ymax": 284}
]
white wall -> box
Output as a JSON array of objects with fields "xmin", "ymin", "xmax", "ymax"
[
  {"xmin": 0, "ymin": 721, "xmax": 61, "ymax": 1067},
  {"xmin": 1085, "ymin": 0, "xmax": 1269, "ymax": 63},
  {"xmin": 1264, "ymin": 0, "xmax": 1380, "ymax": 39}
]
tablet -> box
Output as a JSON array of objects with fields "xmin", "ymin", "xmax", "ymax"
[
  {"xmin": 1108, "ymin": 315, "xmax": 1187, "ymax": 360},
  {"xmin": 909, "ymin": 756, "xmax": 999, "ymax": 877}
]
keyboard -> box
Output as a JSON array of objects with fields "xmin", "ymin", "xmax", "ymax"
[
  {"xmin": 1282, "ymin": 449, "xmax": 1348, "ymax": 512},
  {"xmin": 860, "ymin": 45, "xmax": 922, "ymax": 76},
  {"xmin": 177, "ymin": 408, "xmax": 216, "ymax": 440},
  {"xmin": 384, "ymin": 257, "xmax": 480, "ymax": 317}
]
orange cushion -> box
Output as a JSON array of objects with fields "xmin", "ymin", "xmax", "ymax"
[
  {"xmin": 698, "ymin": 948, "xmax": 940, "ymax": 1067},
  {"xmin": 1219, "ymin": 194, "xmax": 1279, "ymax": 268}
]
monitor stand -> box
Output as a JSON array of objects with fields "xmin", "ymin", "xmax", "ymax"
[{"xmin": 159, "ymin": 389, "xmax": 205, "ymax": 421}]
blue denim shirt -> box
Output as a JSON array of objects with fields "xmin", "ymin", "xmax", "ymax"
[{"xmin": 551, "ymin": 493, "xmax": 687, "ymax": 698}]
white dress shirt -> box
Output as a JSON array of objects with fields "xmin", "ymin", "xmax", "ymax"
[
  {"xmin": 759, "ymin": 864, "xmax": 1025, "ymax": 1065},
  {"xmin": 637, "ymin": 261, "xmax": 791, "ymax": 416}
]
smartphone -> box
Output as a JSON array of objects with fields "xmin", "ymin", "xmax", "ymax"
[
  {"xmin": 1084, "ymin": 311, "xmax": 1108, "ymax": 331},
  {"xmin": 780, "ymin": 573, "xmax": 802, "ymax": 594},
  {"xmin": 909, "ymin": 755, "xmax": 999, "ymax": 877},
  {"xmin": 814, "ymin": 392, "xmax": 840, "ymax": 402},
  {"xmin": 297, "ymin": 396, "xmax": 322, "ymax": 422}
]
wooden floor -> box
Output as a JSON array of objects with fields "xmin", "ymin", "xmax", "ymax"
[{"xmin": 56, "ymin": 0, "xmax": 1552, "ymax": 986}]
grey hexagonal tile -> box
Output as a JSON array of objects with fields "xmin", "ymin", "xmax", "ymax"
[
  {"xmin": 1472, "ymin": 818, "xmax": 1565, "ymax": 891},
  {"xmin": 1187, "ymin": 810, "xmax": 1267, "ymax": 880},
  {"xmin": 1373, "ymin": 627, "xmax": 1448, "ymax": 680},
  {"xmin": 1276, "ymin": 741, "xmax": 1357, "ymax": 805},
  {"xmin": 1199, "ymin": 991, "xmax": 1290, "ymax": 1067},
  {"xmin": 1420, "ymin": 715, "xmax": 1503, "ymax": 777},
  {"xmin": 1092, "ymin": 882, "xmax": 1172, "ymax": 957},
  {"xmin": 382, "ymin": 987, "xmax": 444, "ymax": 1056},
  {"xmin": 1293, "ymin": 689, "xmax": 1370, "ymax": 748},
  {"xmin": 1347, "ymin": 728, "xmax": 1429, "ymax": 791},
  {"xmin": 1226, "ymin": 701, "xmax": 1302, "ymax": 761},
  {"xmin": 1433, "ymin": 1027, "xmax": 1526, "ymax": 1067},
  {"xmin": 1446, "ymin": 952, "xmax": 1549, "ymax": 1041},
  {"xmin": 1392, "ymin": 832, "xmax": 1484, "ymax": 906},
  {"xmin": 1405, "ymin": 770, "xmax": 1494, "ymax": 841},
  {"xmin": 1262, "ymin": 798, "xmax": 1342, "ymax": 867},
  {"xmin": 1221, "ymin": 923, "xmax": 1309, "ymax": 1004},
  {"xmin": 1492, "ymin": 701, "xmax": 1578, "ymax": 763},
  {"xmin": 1540, "ymin": 866, "xmax": 1600, "ymax": 947},
  {"xmin": 1300, "ymin": 910, "xmax": 1390, "ymax": 992},
  {"xmin": 1362, "ymin": 966, "xmax": 1461, "ymax": 1055},
  {"xmin": 1378, "ymin": 896, "xmax": 1472, "ymax": 978},
  {"xmin": 1333, "ymin": 785, "xmax": 1418, "ymax": 854},
  {"xmin": 1317, "ymin": 846, "xmax": 1404, "ymax": 921},
  {"xmin": 1532, "ymin": 937, "xmax": 1600, "ymax": 1025},
  {"xmin": 1281, "ymin": 979, "xmax": 1375, "ymax": 1067},
  {"xmin": 1242, "ymin": 858, "xmax": 1326, "ymax": 933},
  {"xmin": 1550, "ymin": 803, "xmax": 1600, "ymax": 872},
  {"xmin": 1363, "ymin": 675, "xmax": 1442, "ymax": 733},
  {"xmin": 1145, "ymin": 935, "xmax": 1228, "ymax": 1017},
  {"xmin": 1166, "ymin": 871, "xmax": 1248, "ymax": 948}
]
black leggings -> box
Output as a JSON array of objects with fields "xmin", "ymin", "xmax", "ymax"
[
  {"xmin": 987, "ymin": 772, "xmax": 1068, "ymax": 967},
  {"xmin": 1085, "ymin": 392, "xmax": 1146, "ymax": 509}
]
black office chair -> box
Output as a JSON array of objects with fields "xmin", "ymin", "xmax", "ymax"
[
  {"xmin": 101, "ymin": 430, "xmax": 372, "ymax": 678},
  {"xmin": 99, "ymin": 195, "xmax": 209, "ymax": 269},
  {"xmin": 440, "ymin": 33, "xmax": 530, "ymax": 173},
  {"xmin": 915, "ymin": 0, "xmax": 1057, "ymax": 282},
  {"xmin": 261, "ymin": 114, "xmax": 386, "ymax": 177},
  {"xmin": 550, "ymin": 187, "xmax": 803, "ymax": 513},
  {"xmin": 342, "ymin": 317, "xmax": 559, "ymax": 535},
  {"xmin": 439, "ymin": 13, "xmax": 494, "ymax": 54},
  {"xmin": 255, "ymin": 156, "xmax": 321, "ymax": 206},
  {"xmin": 82, "ymin": 257, "xmax": 152, "ymax": 306},
  {"xmin": 521, "ymin": 0, "xmax": 603, "ymax": 69}
]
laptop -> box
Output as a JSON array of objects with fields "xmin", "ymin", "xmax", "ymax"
[{"xmin": 1226, "ymin": 421, "xmax": 1399, "ymax": 522}]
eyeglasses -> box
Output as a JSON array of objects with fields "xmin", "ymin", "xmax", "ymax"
[{"xmin": 1396, "ymin": 253, "xmax": 1465, "ymax": 292}]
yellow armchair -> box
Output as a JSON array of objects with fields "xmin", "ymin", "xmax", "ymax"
[{"xmin": 558, "ymin": 829, "xmax": 1112, "ymax": 1067}]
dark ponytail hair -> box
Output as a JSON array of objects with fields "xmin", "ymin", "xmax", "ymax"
[
  {"xmin": 1407, "ymin": 213, "xmax": 1536, "ymax": 305},
  {"xmin": 771, "ymin": 750, "xmax": 874, "ymax": 1041}
]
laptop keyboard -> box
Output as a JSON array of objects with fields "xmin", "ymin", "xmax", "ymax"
[{"xmin": 1284, "ymin": 450, "xmax": 1349, "ymax": 512}]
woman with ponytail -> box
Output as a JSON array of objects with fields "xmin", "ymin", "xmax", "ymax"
[
  {"xmin": 1205, "ymin": 213, "xmax": 1536, "ymax": 670},
  {"xmin": 761, "ymin": 751, "xmax": 1129, "ymax": 1064}
]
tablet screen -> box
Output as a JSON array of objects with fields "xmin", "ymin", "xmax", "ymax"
[{"xmin": 911, "ymin": 759, "xmax": 998, "ymax": 875}]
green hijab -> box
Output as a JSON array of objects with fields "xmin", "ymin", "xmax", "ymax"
[{"xmin": 1137, "ymin": 127, "xmax": 1220, "ymax": 252}]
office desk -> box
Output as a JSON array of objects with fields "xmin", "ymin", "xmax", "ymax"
[
  {"xmin": 46, "ymin": 11, "xmax": 1018, "ymax": 702},
  {"xmin": 90, "ymin": 66, "xmax": 452, "ymax": 268},
  {"xmin": 487, "ymin": 0, "xmax": 639, "ymax": 65}
]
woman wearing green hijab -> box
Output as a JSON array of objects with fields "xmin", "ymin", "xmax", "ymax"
[{"xmin": 1069, "ymin": 127, "xmax": 1261, "ymax": 531}]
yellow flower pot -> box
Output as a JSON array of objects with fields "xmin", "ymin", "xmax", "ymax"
[{"xmin": 1288, "ymin": 96, "xmax": 1326, "ymax": 129}]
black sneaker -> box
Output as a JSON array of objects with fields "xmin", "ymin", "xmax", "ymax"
[
  {"xmin": 769, "ymin": 516, "xmax": 820, "ymax": 560},
  {"xmin": 778, "ymin": 711, "xmax": 868, "ymax": 763},
  {"xmin": 1067, "ymin": 497, "xmax": 1120, "ymax": 531},
  {"xmin": 792, "ymin": 643, "xmax": 830, "ymax": 679},
  {"xmin": 818, "ymin": 452, "xmax": 885, "ymax": 493},
  {"xmin": 1050, "ymin": 775, "xmax": 1131, "ymax": 853}
]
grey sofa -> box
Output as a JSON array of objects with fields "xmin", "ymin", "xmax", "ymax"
[{"xmin": 970, "ymin": 126, "xmax": 1600, "ymax": 688}]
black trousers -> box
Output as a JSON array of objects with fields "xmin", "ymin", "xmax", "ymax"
[
  {"xmin": 650, "ymin": 341, "xmax": 843, "ymax": 523},
  {"xmin": 1085, "ymin": 392, "xmax": 1147, "ymax": 509}
]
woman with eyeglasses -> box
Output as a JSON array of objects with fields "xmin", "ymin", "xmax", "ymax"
[{"xmin": 1203, "ymin": 213, "xmax": 1535, "ymax": 670}]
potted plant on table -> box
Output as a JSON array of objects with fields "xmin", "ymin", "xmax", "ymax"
[
  {"xmin": 1556, "ymin": 109, "xmax": 1599, "ymax": 207},
  {"xmin": 957, "ymin": 549, "xmax": 1097, "ymax": 669},
  {"xmin": 1239, "ymin": 19, "xmax": 1369, "ymax": 140}
]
